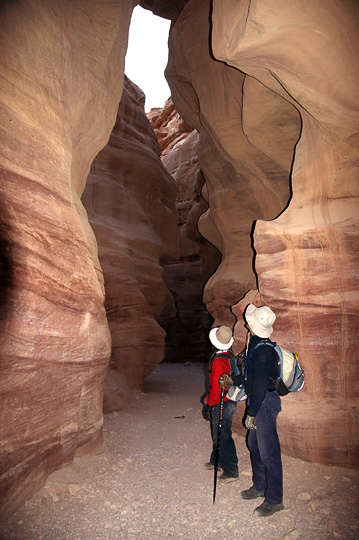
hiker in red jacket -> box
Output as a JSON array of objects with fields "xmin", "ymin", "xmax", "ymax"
[{"xmin": 203, "ymin": 325, "xmax": 239, "ymax": 483}]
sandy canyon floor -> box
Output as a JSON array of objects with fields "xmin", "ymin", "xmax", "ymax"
[{"xmin": 0, "ymin": 363, "xmax": 358, "ymax": 540}]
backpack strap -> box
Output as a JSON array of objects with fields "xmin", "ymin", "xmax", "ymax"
[
  {"xmin": 209, "ymin": 350, "xmax": 233, "ymax": 376},
  {"xmin": 208, "ymin": 352, "xmax": 217, "ymax": 373},
  {"xmin": 227, "ymin": 351, "xmax": 240, "ymax": 378}
]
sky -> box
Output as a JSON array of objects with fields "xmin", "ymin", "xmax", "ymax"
[{"xmin": 125, "ymin": 6, "xmax": 171, "ymax": 113}]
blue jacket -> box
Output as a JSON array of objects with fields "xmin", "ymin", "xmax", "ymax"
[{"xmin": 244, "ymin": 335, "xmax": 279, "ymax": 416}]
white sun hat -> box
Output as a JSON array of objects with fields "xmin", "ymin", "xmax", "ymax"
[
  {"xmin": 245, "ymin": 304, "xmax": 276, "ymax": 338},
  {"xmin": 209, "ymin": 326, "xmax": 234, "ymax": 350}
]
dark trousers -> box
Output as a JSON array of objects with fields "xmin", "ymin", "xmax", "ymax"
[
  {"xmin": 210, "ymin": 400, "xmax": 238, "ymax": 477},
  {"xmin": 247, "ymin": 391, "xmax": 283, "ymax": 504}
]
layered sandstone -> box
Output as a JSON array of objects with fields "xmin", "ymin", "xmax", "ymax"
[
  {"xmin": 152, "ymin": 106, "xmax": 221, "ymax": 361},
  {"xmin": 147, "ymin": 98, "xmax": 194, "ymax": 155},
  {"xmin": 165, "ymin": 0, "xmax": 301, "ymax": 329},
  {"xmin": 82, "ymin": 77, "xmax": 179, "ymax": 411},
  {"xmin": 0, "ymin": 0, "xmax": 136, "ymax": 521},
  {"xmin": 165, "ymin": 0, "xmax": 358, "ymax": 466},
  {"xmin": 0, "ymin": 0, "xmax": 358, "ymax": 524},
  {"xmin": 212, "ymin": 0, "xmax": 359, "ymax": 468}
]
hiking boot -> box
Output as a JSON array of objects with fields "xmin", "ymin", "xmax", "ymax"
[
  {"xmin": 218, "ymin": 473, "xmax": 239, "ymax": 484},
  {"xmin": 241, "ymin": 486, "xmax": 265, "ymax": 499},
  {"xmin": 254, "ymin": 501, "xmax": 284, "ymax": 517},
  {"xmin": 204, "ymin": 462, "xmax": 223, "ymax": 471}
]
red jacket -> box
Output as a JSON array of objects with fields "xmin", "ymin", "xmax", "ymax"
[{"xmin": 207, "ymin": 352, "xmax": 232, "ymax": 406}]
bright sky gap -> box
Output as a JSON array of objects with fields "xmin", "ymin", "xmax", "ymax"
[{"xmin": 125, "ymin": 6, "xmax": 171, "ymax": 113}]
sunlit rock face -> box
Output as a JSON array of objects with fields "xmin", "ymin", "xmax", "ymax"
[
  {"xmin": 166, "ymin": 0, "xmax": 359, "ymax": 467},
  {"xmin": 150, "ymin": 101, "xmax": 221, "ymax": 361},
  {"xmin": 0, "ymin": 0, "xmax": 136, "ymax": 521},
  {"xmin": 147, "ymin": 98, "xmax": 195, "ymax": 156},
  {"xmin": 82, "ymin": 77, "xmax": 179, "ymax": 411},
  {"xmin": 165, "ymin": 0, "xmax": 301, "ymax": 331}
]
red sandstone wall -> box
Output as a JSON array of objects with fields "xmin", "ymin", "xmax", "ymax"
[
  {"xmin": 82, "ymin": 77, "xmax": 179, "ymax": 411},
  {"xmin": 212, "ymin": 0, "xmax": 359, "ymax": 468},
  {"xmin": 152, "ymin": 102, "xmax": 221, "ymax": 360},
  {"xmin": 0, "ymin": 0, "xmax": 137, "ymax": 521},
  {"xmin": 165, "ymin": 0, "xmax": 301, "ymax": 331},
  {"xmin": 0, "ymin": 0, "xmax": 358, "ymax": 524},
  {"xmin": 164, "ymin": 0, "xmax": 359, "ymax": 467}
]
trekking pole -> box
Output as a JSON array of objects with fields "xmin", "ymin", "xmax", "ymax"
[{"xmin": 213, "ymin": 386, "xmax": 225, "ymax": 504}]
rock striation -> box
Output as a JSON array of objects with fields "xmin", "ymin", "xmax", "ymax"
[
  {"xmin": 164, "ymin": 0, "xmax": 358, "ymax": 467},
  {"xmin": 82, "ymin": 77, "xmax": 179, "ymax": 411},
  {"xmin": 0, "ymin": 0, "xmax": 358, "ymax": 524},
  {"xmin": 0, "ymin": 0, "xmax": 136, "ymax": 521},
  {"xmin": 147, "ymin": 98, "xmax": 195, "ymax": 156},
  {"xmin": 150, "ymin": 100, "xmax": 221, "ymax": 361},
  {"xmin": 211, "ymin": 0, "xmax": 359, "ymax": 468},
  {"xmin": 166, "ymin": 0, "xmax": 301, "ymax": 331}
]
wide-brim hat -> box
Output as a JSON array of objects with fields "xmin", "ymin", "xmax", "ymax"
[
  {"xmin": 245, "ymin": 304, "xmax": 276, "ymax": 338},
  {"xmin": 209, "ymin": 326, "xmax": 234, "ymax": 350}
]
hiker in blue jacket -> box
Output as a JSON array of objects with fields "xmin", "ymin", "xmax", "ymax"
[
  {"xmin": 220, "ymin": 303, "xmax": 284, "ymax": 516},
  {"xmin": 241, "ymin": 303, "xmax": 284, "ymax": 517}
]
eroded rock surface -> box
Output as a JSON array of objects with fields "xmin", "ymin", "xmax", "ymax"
[
  {"xmin": 211, "ymin": 0, "xmax": 359, "ymax": 468},
  {"xmin": 151, "ymin": 105, "xmax": 220, "ymax": 361},
  {"xmin": 166, "ymin": 0, "xmax": 358, "ymax": 466},
  {"xmin": 147, "ymin": 98, "xmax": 194, "ymax": 156},
  {"xmin": 166, "ymin": 0, "xmax": 301, "ymax": 330},
  {"xmin": 0, "ymin": 0, "xmax": 136, "ymax": 521},
  {"xmin": 0, "ymin": 0, "xmax": 358, "ymax": 525},
  {"xmin": 140, "ymin": 0, "xmax": 189, "ymax": 22},
  {"xmin": 82, "ymin": 77, "xmax": 179, "ymax": 411}
]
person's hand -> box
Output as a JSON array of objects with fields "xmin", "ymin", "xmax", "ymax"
[
  {"xmin": 219, "ymin": 373, "xmax": 234, "ymax": 388},
  {"xmin": 203, "ymin": 404, "xmax": 212, "ymax": 422},
  {"xmin": 245, "ymin": 415, "xmax": 257, "ymax": 430}
]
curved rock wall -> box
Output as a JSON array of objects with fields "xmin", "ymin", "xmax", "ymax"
[
  {"xmin": 0, "ymin": 0, "xmax": 136, "ymax": 521},
  {"xmin": 0, "ymin": 0, "xmax": 358, "ymax": 523},
  {"xmin": 165, "ymin": 0, "xmax": 301, "ymax": 330},
  {"xmin": 152, "ymin": 100, "xmax": 221, "ymax": 361},
  {"xmin": 212, "ymin": 0, "xmax": 359, "ymax": 468},
  {"xmin": 82, "ymin": 77, "xmax": 179, "ymax": 411},
  {"xmin": 164, "ymin": 0, "xmax": 358, "ymax": 466}
]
